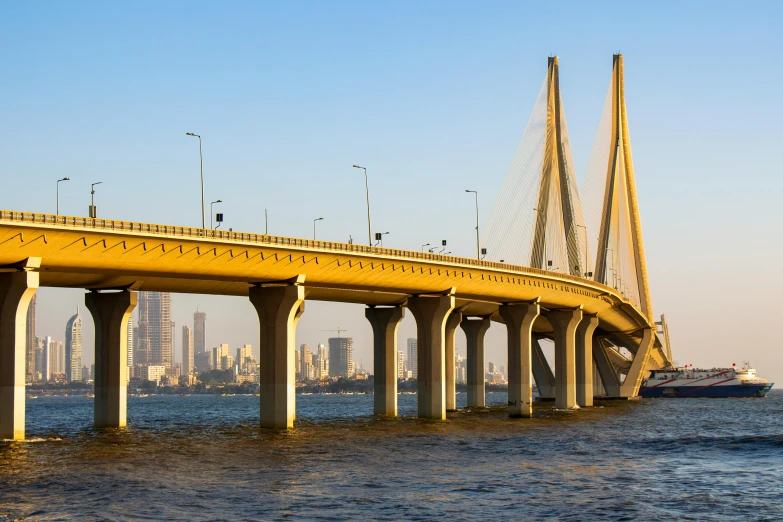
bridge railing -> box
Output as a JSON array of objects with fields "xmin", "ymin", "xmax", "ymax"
[{"xmin": 0, "ymin": 210, "xmax": 610, "ymax": 290}]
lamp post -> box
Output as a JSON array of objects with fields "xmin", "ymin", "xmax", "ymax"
[
  {"xmin": 210, "ymin": 200, "xmax": 223, "ymax": 229},
  {"xmin": 313, "ymin": 217, "xmax": 324, "ymax": 240},
  {"xmin": 89, "ymin": 182, "xmax": 103, "ymax": 218},
  {"xmin": 352, "ymin": 165, "xmax": 372, "ymax": 246},
  {"xmin": 375, "ymin": 231, "xmax": 390, "ymax": 247},
  {"xmin": 56, "ymin": 177, "xmax": 70, "ymax": 215},
  {"xmin": 186, "ymin": 132, "xmax": 205, "ymax": 229},
  {"xmin": 421, "ymin": 243, "xmax": 430, "ymax": 252},
  {"xmin": 465, "ymin": 190, "xmax": 480, "ymax": 260}
]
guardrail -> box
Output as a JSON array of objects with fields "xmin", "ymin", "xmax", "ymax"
[{"xmin": 0, "ymin": 210, "xmax": 616, "ymax": 293}]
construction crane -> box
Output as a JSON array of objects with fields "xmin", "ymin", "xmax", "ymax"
[{"xmin": 320, "ymin": 327, "xmax": 348, "ymax": 338}]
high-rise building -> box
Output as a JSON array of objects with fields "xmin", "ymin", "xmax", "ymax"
[
  {"xmin": 328, "ymin": 337, "xmax": 353, "ymax": 378},
  {"xmin": 136, "ymin": 292, "xmax": 173, "ymax": 367},
  {"xmin": 127, "ymin": 316, "xmax": 134, "ymax": 369},
  {"xmin": 397, "ymin": 350, "xmax": 404, "ymax": 380},
  {"xmin": 407, "ymin": 338, "xmax": 418, "ymax": 378},
  {"xmin": 82, "ymin": 365, "xmax": 90, "ymax": 382},
  {"xmin": 65, "ymin": 310, "xmax": 82, "ymax": 382},
  {"xmin": 194, "ymin": 311, "xmax": 206, "ymax": 354},
  {"xmin": 170, "ymin": 321, "xmax": 176, "ymax": 365},
  {"xmin": 182, "ymin": 326, "xmax": 194, "ymax": 375},
  {"xmin": 212, "ymin": 344, "xmax": 230, "ymax": 370},
  {"xmin": 236, "ymin": 344, "xmax": 252, "ymax": 370},
  {"xmin": 42, "ymin": 336, "xmax": 52, "ymax": 382},
  {"xmin": 25, "ymin": 294, "xmax": 36, "ymax": 382},
  {"xmin": 299, "ymin": 344, "xmax": 313, "ymax": 380},
  {"xmin": 318, "ymin": 343, "xmax": 328, "ymax": 377}
]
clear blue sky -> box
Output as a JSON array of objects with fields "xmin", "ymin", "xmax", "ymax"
[{"xmin": 2, "ymin": 1, "xmax": 781, "ymax": 381}]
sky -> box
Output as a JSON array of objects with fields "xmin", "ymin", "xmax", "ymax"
[{"xmin": 2, "ymin": 2, "xmax": 782, "ymax": 382}]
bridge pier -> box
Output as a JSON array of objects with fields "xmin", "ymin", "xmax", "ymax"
[
  {"xmin": 85, "ymin": 289, "xmax": 137, "ymax": 429},
  {"xmin": 250, "ymin": 280, "xmax": 305, "ymax": 429},
  {"xmin": 407, "ymin": 294, "xmax": 455, "ymax": 420},
  {"xmin": 0, "ymin": 262, "xmax": 39, "ymax": 440},
  {"xmin": 549, "ymin": 309, "xmax": 583, "ymax": 410},
  {"xmin": 365, "ymin": 306, "xmax": 404, "ymax": 417},
  {"xmin": 461, "ymin": 317, "xmax": 490, "ymax": 409},
  {"xmin": 576, "ymin": 316, "xmax": 599, "ymax": 407},
  {"xmin": 500, "ymin": 302, "xmax": 540, "ymax": 418},
  {"xmin": 444, "ymin": 310, "xmax": 462, "ymax": 412}
]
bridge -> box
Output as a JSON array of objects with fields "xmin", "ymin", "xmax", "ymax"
[{"xmin": 0, "ymin": 54, "xmax": 672, "ymax": 439}]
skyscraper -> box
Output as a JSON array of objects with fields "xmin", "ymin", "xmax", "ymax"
[
  {"xmin": 328, "ymin": 337, "xmax": 353, "ymax": 378},
  {"xmin": 194, "ymin": 311, "xmax": 206, "ymax": 354},
  {"xmin": 65, "ymin": 310, "xmax": 83, "ymax": 382},
  {"xmin": 397, "ymin": 350, "xmax": 404, "ymax": 380},
  {"xmin": 127, "ymin": 317, "xmax": 134, "ymax": 369},
  {"xmin": 42, "ymin": 336, "xmax": 51, "ymax": 382},
  {"xmin": 136, "ymin": 292, "xmax": 173, "ymax": 367},
  {"xmin": 407, "ymin": 338, "xmax": 418, "ymax": 378},
  {"xmin": 25, "ymin": 294, "xmax": 36, "ymax": 382},
  {"xmin": 182, "ymin": 326, "xmax": 194, "ymax": 375}
]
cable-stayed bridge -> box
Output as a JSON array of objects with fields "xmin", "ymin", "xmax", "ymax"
[{"xmin": 0, "ymin": 54, "xmax": 671, "ymax": 439}]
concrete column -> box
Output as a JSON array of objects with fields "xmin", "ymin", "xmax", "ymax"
[
  {"xmin": 444, "ymin": 310, "xmax": 462, "ymax": 412},
  {"xmin": 499, "ymin": 302, "xmax": 540, "ymax": 418},
  {"xmin": 407, "ymin": 294, "xmax": 455, "ymax": 420},
  {"xmin": 549, "ymin": 309, "xmax": 583, "ymax": 410},
  {"xmin": 85, "ymin": 289, "xmax": 137, "ymax": 429},
  {"xmin": 576, "ymin": 315, "xmax": 599, "ymax": 407},
  {"xmin": 365, "ymin": 306, "xmax": 404, "ymax": 417},
  {"xmin": 249, "ymin": 281, "xmax": 305, "ymax": 429},
  {"xmin": 0, "ymin": 263, "xmax": 39, "ymax": 440},
  {"xmin": 461, "ymin": 317, "xmax": 490, "ymax": 408}
]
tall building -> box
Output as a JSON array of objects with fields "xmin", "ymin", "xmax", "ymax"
[
  {"xmin": 194, "ymin": 311, "xmax": 206, "ymax": 354},
  {"xmin": 25, "ymin": 294, "xmax": 36, "ymax": 382},
  {"xmin": 136, "ymin": 292, "xmax": 173, "ymax": 367},
  {"xmin": 397, "ymin": 350, "xmax": 404, "ymax": 380},
  {"xmin": 182, "ymin": 326, "xmax": 194, "ymax": 375},
  {"xmin": 407, "ymin": 338, "xmax": 418, "ymax": 378},
  {"xmin": 236, "ymin": 344, "xmax": 252, "ymax": 370},
  {"xmin": 127, "ymin": 316, "xmax": 134, "ymax": 369},
  {"xmin": 170, "ymin": 321, "xmax": 176, "ymax": 365},
  {"xmin": 299, "ymin": 344, "xmax": 312, "ymax": 380},
  {"xmin": 65, "ymin": 310, "xmax": 82, "ymax": 382},
  {"xmin": 51, "ymin": 340, "xmax": 65, "ymax": 375},
  {"xmin": 42, "ymin": 336, "xmax": 51, "ymax": 382},
  {"xmin": 328, "ymin": 337, "xmax": 353, "ymax": 378},
  {"xmin": 212, "ymin": 344, "xmax": 230, "ymax": 370}
]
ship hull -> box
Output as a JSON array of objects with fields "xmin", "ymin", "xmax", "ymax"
[{"xmin": 639, "ymin": 383, "xmax": 774, "ymax": 398}]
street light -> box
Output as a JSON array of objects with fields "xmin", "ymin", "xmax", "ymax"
[
  {"xmin": 89, "ymin": 182, "xmax": 103, "ymax": 218},
  {"xmin": 352, "ymin": 165, "xmax": 372, "ymax": 246},
  {"xmin": 374, "ymin": 231, "xmax": 390, "ymax": 247},
  {"xmin": 210, "ymin": 200, "xmax": 223, "ymax": 229},
  {"xmin": 421, "ymin": 243, "xmax": 430, "ymax": 252},
  {"xmin": 465, "ymin": 190, "xmax": 480, "ymax": 260},
  {"xmin": 56, "ymin": 177, "xmax": 70, "ymax": 215},
  {"xmin": 313, "ymin": 217, "xmax": 324, "ymax": 240},
  {"xmin": 186, "ymin": 132, "xmax": 206, "ymax": 229}
]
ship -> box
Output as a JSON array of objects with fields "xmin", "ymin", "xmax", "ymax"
[{"xmin": 639, "ymin": 362, "xmax": 774, "ymax": 398}]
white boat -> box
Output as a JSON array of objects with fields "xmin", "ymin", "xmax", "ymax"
[{"xmin": 640, "ymin": 362, "xmax": 773, "ymax": 398}]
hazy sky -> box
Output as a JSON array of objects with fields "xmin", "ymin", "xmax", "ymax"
[{"xmin": 2, "ymin": 2, "xmax": 781, "ymax": 382}]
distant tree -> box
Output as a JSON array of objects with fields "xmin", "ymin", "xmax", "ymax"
[{"xmin": 197, "ymin": 369, "xmax": 235, "ymax": 385}]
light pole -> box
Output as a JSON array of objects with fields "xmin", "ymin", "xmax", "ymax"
[
  {"xmin": 89, "ymin": 182, "xmax": 103, "ymax": 218},
  {"xmin": 465, "ymin": 190, "xmax": 480, "ymax": 260},
  {"xmin": 313, "ymin": 217, "xmax": 324, "ymax": 240},
  {"xmin": 421, "ymin": 243, "xmax": 430, "ymax": 252},
  {"xmin": 210, "ymin": 200, "xmax": 223, "ymax": 229},
  {"xmin": 352, "ymin": 165, "xmax": 372, "ymax": 246},
  {"xmin": 375, "ymin": 231, "xmax": 390, "ymax": 247},
  {"xmin": 56, "ymin": 177, "xmax": 70, "ymax": 215},
  {"xmin": 186, "ymin": 132, "xmax": 205, "ymax": 229}
]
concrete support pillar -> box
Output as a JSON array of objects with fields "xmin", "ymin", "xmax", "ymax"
[
  {"xmin": 365, "ymin": 306, "xmax": 404, "ymax": 417},
  {"xmin": 0, "ymin": 264, "xmax": 39, "ymax": 440},
  {"xmin": 549, "ymin": 309, "xmax": 583, "ymax": 410},
  {"xmin": 85, "ymin": 290, "xmax": 137, "ymax": 429},
  {"xmin": 499, "ymin": 302, "xmax": 540, "ymax": 418},
  {"xmin": 576, "ymin": 316, "xmax": 599, "ymax": 407},
  {"xmin": 619, "ymin": 328, "xmax": 654, "ymax": 397},
  {"xmin": 593, "ymin": 338, "xmax": 622, "ymax": 397},
  {"xmin": 249, "ymin": 280, "xmax": 305, "ymax": 429},
  {"xmin": 460, "ymin": 317, "xmax": 490, "ymax": 408},
  {"xmin": 407, "ymin": 294, "xmax": 455, "ymax": 420},
  {"xmin": 444, "ymin": 310, "xmax": 462, "ymax": 412}
]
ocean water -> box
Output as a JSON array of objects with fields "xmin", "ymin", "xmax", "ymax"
[{"xmin": 1, "ymin": 391, "xmax": 782, "ymax": 521}]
